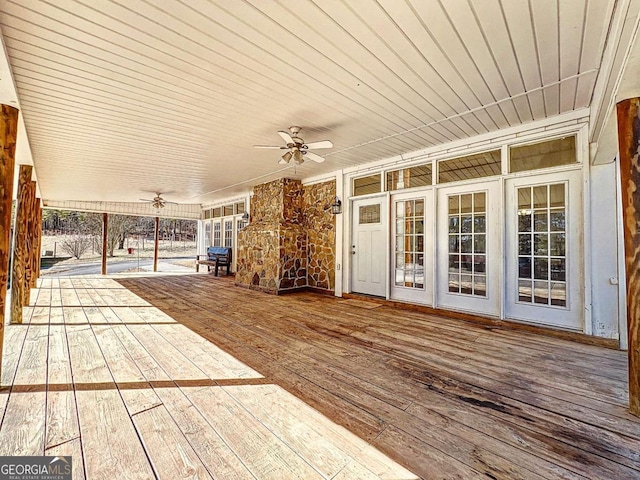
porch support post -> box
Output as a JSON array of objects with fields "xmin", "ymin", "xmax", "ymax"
[
  {"xmin": 10, "ymin": 164, "xmax": 32, "ymax": 324},
  {"xmin": 0, "ymin": 105, "xmax": 19, "ymax": 379},
  {"xmin": 22, "ymin": 180, "xmax": 36, "ymax": 305},
  {"xmin": 153, "ymin": 216, "xmax": 159, "ymax": 272},
  {"xmin": 101, "ymin": 213, "xmax": 108, "ymax": 275},
  {"xmin": 33, "ymin": 202, "xmax": 42, "ymax": 283},
  {"xmin": 616, "ymin": 98, "xmax": 640, "ymax": 417}
]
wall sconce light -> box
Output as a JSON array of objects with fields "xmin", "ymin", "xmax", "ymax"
[
  {"xmin": 242, "ymin": 211, "xmax": 249, "ymax": 221},
  {"xmin": 330, "ymin": 196, "xmax": 342, "ymax": 215}
]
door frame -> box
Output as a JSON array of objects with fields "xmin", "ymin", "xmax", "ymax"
[
  {"xmin": 435, "ymin": 179, "xmax": 502, "ymax": 317},
  {"xmin": 390, "ymin": 189, "xmax": 434, "ymax": 305},
  {"xmin": 504, "ymin": 169, "xmax": 584, "ymax": 330},
  {"xmin": 348, "ymin": 193, "xmax": 389, "ymax": 297}
]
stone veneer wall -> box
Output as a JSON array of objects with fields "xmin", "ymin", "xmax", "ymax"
[
  {"xmin": 236, "ymin": 178, "xmax": 336, "ymax": 294},
  {"xmin": 303, "ymin": 181, "xmax": 336, "ymax": 290}
]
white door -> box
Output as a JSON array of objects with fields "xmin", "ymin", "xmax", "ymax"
[
  {"xmin": 351, "ymin": 196, "xmax": 388, "ymax": 297},
  {"xmin": 390, "ymin": 191, "xmax": 433, "ymax": 304},
  {"xmin": 436, "ymin": 180, "xmax": 501, "ymax": 316},
  {"xmin": 505, "ymin": 170, "xmax": 583, "ymax": 330}
]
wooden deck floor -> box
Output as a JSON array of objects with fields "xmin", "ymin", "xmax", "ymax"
[{"xmin": 1, "ymin": 275, "xmax": 639, "ymax": 479}]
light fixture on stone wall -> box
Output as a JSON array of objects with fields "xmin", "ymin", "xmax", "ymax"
[
  {"xmin": 330, "ymin": 196, "xmax": 342, "ymax": 215},
  {"xmin": 242, "ymin": 211, "xmax": 249, "ymax": 221}
]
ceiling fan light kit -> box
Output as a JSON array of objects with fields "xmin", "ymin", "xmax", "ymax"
[
  {"xmin": 255, "ymin": 126, "xmax": 333, "ymax": 165},
  {"xmin": 139, "ymin": 192, "xmax": 177, "ymax": 209}
]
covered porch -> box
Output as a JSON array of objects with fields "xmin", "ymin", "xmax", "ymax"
[{"xmin": 1, "ymin": 273, "xmax": 637, "ymax": 479}]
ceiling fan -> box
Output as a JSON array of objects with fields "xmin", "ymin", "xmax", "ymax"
[
  {"xmin": 139, "ymin": 192, "xmax": 177, "ymax": 209},
  {"xmin": 254, "ymin": 126, "xmax": 333, "ymax": 165}
]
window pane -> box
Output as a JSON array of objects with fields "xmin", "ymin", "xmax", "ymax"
[
  {"xmin": 234, "ymin": 201, "xmax": 245, "ymax": 214},
  {"xmin": 415, "ymin": 219, "xmax": 424, "ymax": 234},
  {"xmin": 460, "ymin": 194, "xmax": 473, "ymax": 213},
  {"xmin": 474, "ymin": 215, "xmax": 486, "ymax": 233},
  {"xmin": 533, "ymin": 186, "xmax": 547, "ymax": 208},
  {"xmin": 550, "ymin": 210, "xmax": 565, "ymax": 231},
  {"xmin": 518, "ymin": 187, "xmax": 531, "ymax": 209},
  {"xmin": 354, "ymin": 174, "xmax": 381, "ymax": 196},
  {"xmin": 474, "ymin": 192, "xmax": 486, "ymax": 213},
  {"xmin": 510, "ymin": 136, "xmax": 576, "ymax": 173},
  {"xmin": 438, "ymin": 150, "xmax": 501, "ymax": 183},
  {"xmin": 550, "ymin": 258, "xmax": 566, "ymax": 281},
  {"xmin": 534, "ymin": 234, "xmax": 548, "ymax": 255},
  {"xmin": 386, "ymin": 164, "xmax": 432, "ymax": 190},
  {"xmin": 474, "ymin": 235, "xmax": 486, "ymax": 254},
  {"xmin": 223, "ymin": 205, "xmax": 234, "ymax": 216},
  {"xmin": 518, "ymin": 213, "xmax": 532, "ymax": 233},
  {"xmin": 474, "ymin": 255, "xmax": 486, "ymax": 273},
  {"xmin": 449, "ymin": 235, "xmax": 459, "ymax": 253},
  {"xmin": 534, "ymin": 281, "xmax": 549, "ymax": 304},
  {"xmin": 518, "ymin": 279, "xmax": 532, "ymax": 302},
  {"xmin": 460, "ymin": 235, "xmax": 472, "ymax": 253},
  {"xmin": 518, "ymin": 257, "xmax": 531, "ymax": 278},
  {"xmin": 549, "ymin": 233, "xmax": 565, "ymax": 256},
  {"xmin": 415, "ymin": 200, "xmax": 424, "ymax": 215},
  {"xmin": 449, "ymin": 216, "xmax": 459, "ymax": 233},
  {"xmin": 461, "ymin": 215, "xmax": 473, "ymax": 233},
  {"xmin": 549, "ymin": 183, "xmax": 565, "ymax": 207},
  {"xmin": 534, "ymin": 258, "xmax": 549, "ymax": 280},
  {"xmin": 534, "ymin": 212, "xmax": 548, "ymax": 232},
  {"xmin": 213, "ymin": 207, "xmax": 222, "ymax": 218},
  {"xmin": 359, "ymin": 204, "xmax": 380, "ymax": 224},
  {"xmin": 449, "ymin": 254, "xmax": 459, "ymax": 272},
  {"xmin": 474, "ymin": 276, "xmax": 486, "ymax": 296},
  {"xmin": 461, "ymin": 275, "xmax": 473, "ymax": 294},
  {"xmin": 519, "ymin": 234, "xmax": 532, "ymax": 255},
  {"xmin": 551, "ymin": 283, "xmax": 567, "ymax": 307},
  {"xmin": 449, "ymin": 274, "xmax": 460, "ymax": 293},
  {"xmin": 448, "ymin": 195, "xmax": 459, "ymax": 214}
]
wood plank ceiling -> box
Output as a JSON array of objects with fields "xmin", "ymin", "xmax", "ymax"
[{"xmin": 0, "ymin": 0, "xmax": 616, "ymax": 204}]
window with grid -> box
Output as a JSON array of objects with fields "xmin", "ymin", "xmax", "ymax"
[
  {"xmin": 224, "ymin": 220, "xmax": 233, "ymax": 247},
  {"xmin": 394, "ymin": 199, "xmax": 425, "ymax": 289},
  {"xmin": 448, "ymin": 192, "xmax": 487, "ymax": 296},
  {"xmin": 516, "ymin": 183, "xmax": 567, "ymax": 307},
  {"xmin": 205, "ymin": 223, "xmax": 211, "ymax": 247},
  {"xmin": 213, "ymin": 223, "xmax": 221, "ymax": 247}
]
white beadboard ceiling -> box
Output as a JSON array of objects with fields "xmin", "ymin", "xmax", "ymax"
[{"xmin": 0, "ymin": 0, "xmax": 625, "ymax": 205}]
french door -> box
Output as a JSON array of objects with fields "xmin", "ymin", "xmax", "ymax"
[
  {"xmin": 351, "ymin": 196, "xmax": 388, "ymax": 297},
  {"xmin": 390, "ymin": 191, "xmax": 433, "ymax": 304},
  {"xmin": 505, "ymin": 170, "xmax": 583, "ymax": 329},
  {"xmin": 436, "ymin": 180, "xmax": 501, "ymax": 316}
]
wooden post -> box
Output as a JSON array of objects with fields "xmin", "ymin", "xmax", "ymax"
[
  {"xmin": 0, "ymin": 105, "xmax": 19, "ymax": 380},
  {"xmin": 22, "ymin": 180, "xmax": 36, "ymax": 305},
  {"xmin": 101, "ymin": 213, "xmax": 108, "ymax": 275},
  {"xmin": 10, "ymin": 164, "xmax": 32, "ymax": 324},
  {"xmin": 153, "ymin": 216, "xmax": 159, "ymax": 272},
  {"xmin": 33, "ymin": 202, "xmax": 42, "ymax": 283},
  {"xmin": 616, "ymin": 98, "xmax": 640, "ymax": 417}
]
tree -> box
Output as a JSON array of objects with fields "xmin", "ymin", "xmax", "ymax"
[{"xmin": 59, "ymin": 235, "xmax": 91, "ymax": 259}]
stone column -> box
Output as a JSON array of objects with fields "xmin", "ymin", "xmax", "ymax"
[{"xmin": 616, "ymin": 98, "xmax": 640, "ymax": 416}]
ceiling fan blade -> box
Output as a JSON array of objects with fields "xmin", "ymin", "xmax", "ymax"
[
  {"xmin": 304, "ymin": 151, "xmax": 325, "ymax": 163},
  {"xmin": 277, "ymin": 130, "xmax": 294, "ymax": 145},
  {"xmin": 304, "ymin": 140, "xmax": 333, "ymax": 150},
  {"xmin": 254, "ymin": 145, "xmax": 287, "ymax": 149},
  {"xmin": 139, "ymin": 198, "xmax": 154, "ymax": 202}
]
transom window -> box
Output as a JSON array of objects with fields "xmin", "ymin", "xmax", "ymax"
[
  {"xmin": 394, "ymin": 199, "xmax": 425, "ymax": 289},
  {"xmin": 386, "ymin": 164, "xmax": 432, "ymax": 191},
  {"xmin": 438, "ymin": 150, "xmax": 501, "ymax": 184},
  {"xmin": 448, "ymin": 192, "xmax": 487, "ymax": 297},
  {"xmin": 516, "ymin": 183, "xmax": 567, "ymax": 307},
  {"xmin": 353, "ymin": 174, "xmax": 381, "ymax": 196},
  {"xmin": 510, "ymin": 137, "xmax": 576, "ymax": 173}
]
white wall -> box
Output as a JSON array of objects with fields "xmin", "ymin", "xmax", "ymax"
[{"xmin": 589, "ymin": 160, "xmax": 621, "ymax": 339}]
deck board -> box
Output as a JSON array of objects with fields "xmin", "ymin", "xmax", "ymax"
[{"xmin": 1, "ymin": 274, "xmax": 638, "ymax": 479}]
